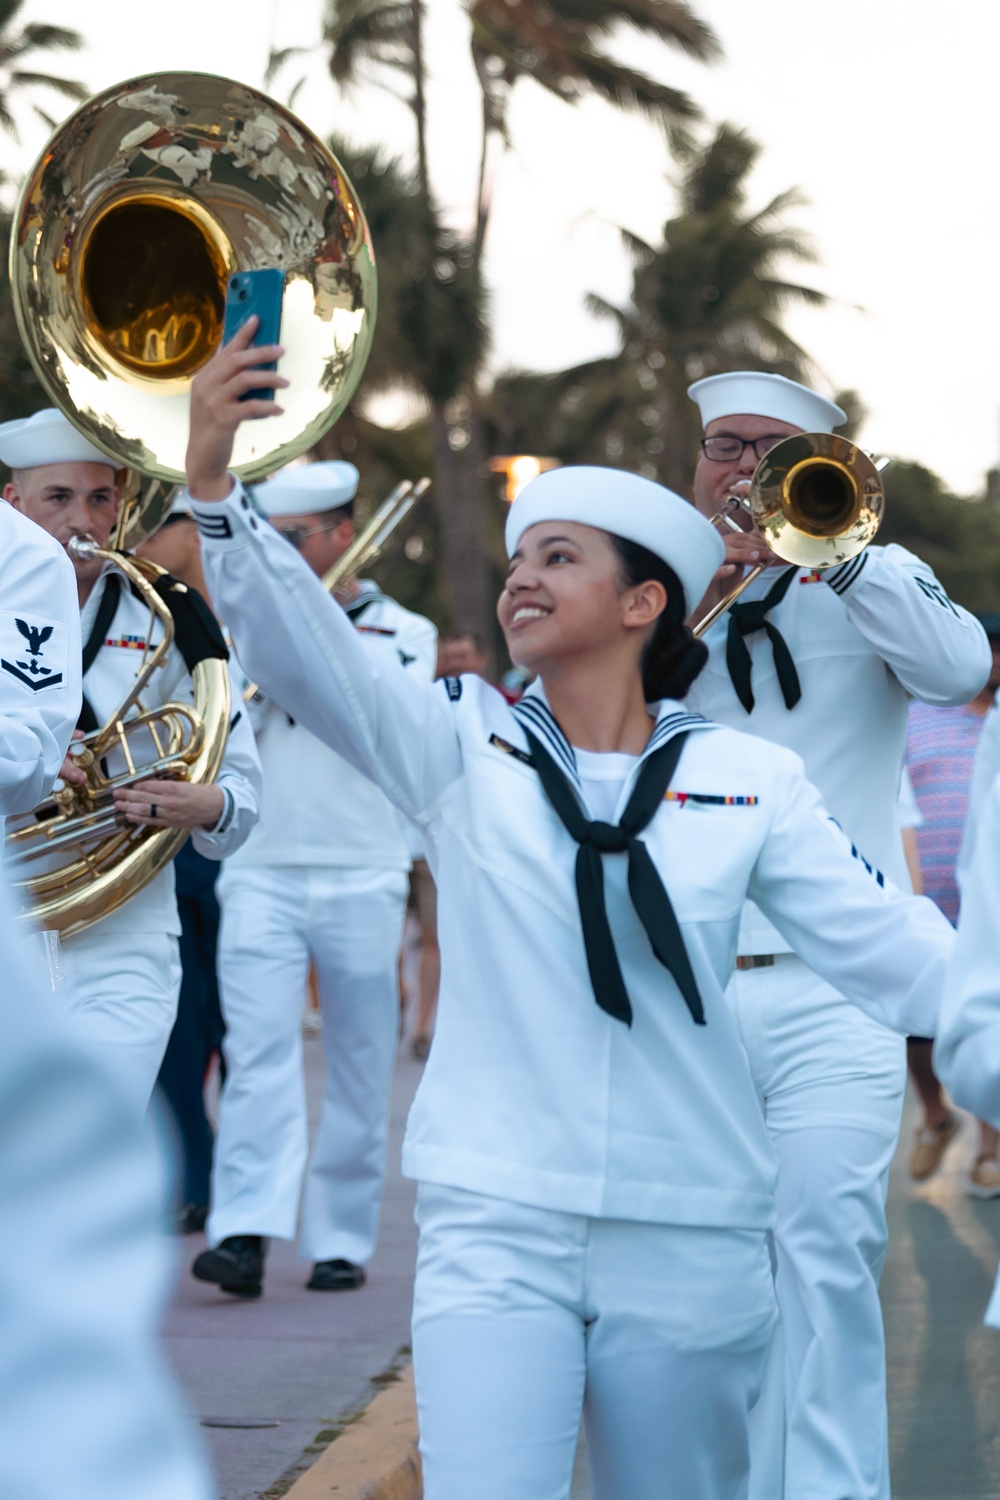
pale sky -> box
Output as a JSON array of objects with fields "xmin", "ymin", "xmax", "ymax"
[{"xmin": 13, "ymin": 0, "xmax": 1000, "ymax": 492}]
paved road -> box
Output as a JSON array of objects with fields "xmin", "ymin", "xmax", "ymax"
[
  {"xmin": 885, "ymin": 1094, "xmax": 1000, "ymax": 1499},
  {"xmin": 163, "ymin": 1032, "xmax": 421, "ymax": 1500},
  {"xmin": 165, "ymin": 1051, "xmax": 1000, "ymax": 1500}
]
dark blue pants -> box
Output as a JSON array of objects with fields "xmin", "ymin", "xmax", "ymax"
[{"xmin": 156, "ymin": 842, "xmax": 224, "ymax": 1207}]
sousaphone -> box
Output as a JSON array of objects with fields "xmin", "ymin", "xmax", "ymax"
[{"xmin": 5, "ymin": 72, "xmax": 378, "ymax": 935}]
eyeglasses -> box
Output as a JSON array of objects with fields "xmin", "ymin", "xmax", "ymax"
[
  {"xmin": 272, "ymin": 520, "xmax": 342, "ymax": 550},
  {"xmin": 700, "ymin": 434, "xmax": 790, "ymax": 463}
]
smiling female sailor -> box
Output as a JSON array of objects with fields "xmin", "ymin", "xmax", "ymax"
[{"xmin": 182, "ymin": 320, "xmax": 953, "ymax": 1500}]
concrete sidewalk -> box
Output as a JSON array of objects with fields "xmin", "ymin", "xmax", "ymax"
[{"xmin": 163, "ymin": 1032, "xmax": 421, "ymax": 1500}]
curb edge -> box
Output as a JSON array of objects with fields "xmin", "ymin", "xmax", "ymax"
[{"xmin": 283, "ymin": 1366, "xmax": 421, "ymax": 1500}]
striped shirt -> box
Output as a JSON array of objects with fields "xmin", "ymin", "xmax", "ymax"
[{"xmin": 906, "ymin": 702, "xmax": 986, "ymax": 924}]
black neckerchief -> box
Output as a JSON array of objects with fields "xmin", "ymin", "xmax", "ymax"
[
  {"xmin": 523, "ymin": 728, "xmax": 705, "ymax": 1029},
  {"xmin": 78, "ymin": 573, "xmax": 122, "ymax": 733},
  {"xmin": 726, "ymin": 566, "xmax": 802, "ymax": 713}
]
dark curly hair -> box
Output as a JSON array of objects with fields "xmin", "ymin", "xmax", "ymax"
[{"xmin": 609, "ymin": 534, "xmax": 708, "ymax": 702}]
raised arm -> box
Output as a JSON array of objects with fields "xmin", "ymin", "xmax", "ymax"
[
  {"xmin": 823, "ymin": 542, "xmax": 989, "ymax": 705},
  {"xmin": 183, "ymin": 319, "xmax": 462, "ymax": 822},
  {"xmin": 748, "ymin": 750, "xmax": 953, "ymax": 1036},
  {"xmin": 193, "ymin": 489, "xmax": 461, "ymax": 820}
]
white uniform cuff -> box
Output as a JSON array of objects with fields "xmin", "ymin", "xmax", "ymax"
[
  {"xmin": 824, "ymin": 549, "xmax": 871, "ymax": 598},
  {"xmin": 208, "ymin": 784, "xmax": 236, "ymax": 838},
  {"xmin": 188, "ymin": 481, "xmax": 261, "ymax": 549}
]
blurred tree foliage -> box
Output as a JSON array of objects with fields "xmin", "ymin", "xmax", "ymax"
[
  {"xmin": 310, "ymin": 0, "xmax": 721, "ymax": 660},
  {"xmin": 488, "ymin": 123, "xmax": 828, "ymax": 499},
  {"xmin": 0, "ymin": 0, "xmax": 84, "ymax": 138},
  {"xmin": 0, "ymin": 200, "xmax": 45, "ymax": 429}
]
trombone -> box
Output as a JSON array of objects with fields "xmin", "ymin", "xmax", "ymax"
[
  {"xmin": 692, "ymin": 432, "xmax": 886, "ymax": 638},
  {"xmin": 324, "ymin": 477, "xmax": 430, "ymax": 592}
]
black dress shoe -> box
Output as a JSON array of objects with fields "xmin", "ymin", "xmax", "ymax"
[
  {"xmin": 307, "ymin": 1257, "xmax": 366, "ymax": 1291},
  {"xmin": 192, "ymin": 1235, "xmax": 266, "ymax": 1298},
  {"xmin": 177, "ymin": 1203, "xmax": 209, "ymax": 1235}
]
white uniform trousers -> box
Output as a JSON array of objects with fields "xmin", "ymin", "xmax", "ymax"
[
  {"xmin": 62, "ymin": 928, "xmax": 182, "ymax": 1118},
  {"xmin": 210, "ymin": 864, "xmax": 408, "ymax": 1263},
  {"xmin": 413, "ymin": 1184, "xmax": 777, "ymax": 1500},
  {"xmin": 729, "ymin": 955, "xmax": 906, "ymax": 1500}
]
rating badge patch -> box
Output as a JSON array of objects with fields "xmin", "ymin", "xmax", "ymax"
[{"xmin": 0, "ymin": 609, "xmax": 66, "ymax": 693}]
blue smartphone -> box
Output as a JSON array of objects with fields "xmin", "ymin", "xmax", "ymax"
[{"xmin": 222, "ymin": 269, "xmax": 284, "ymax": 404}]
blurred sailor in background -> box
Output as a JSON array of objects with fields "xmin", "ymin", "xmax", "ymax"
[
  {"xmin": 3, "ymin": 409, "xmax": 262, "ymax": 1116},
  {"xmin": 193, "ymin": 461, "xmax": 436, "ymax": 1300},
  {"xmin": 684, "ymin": 370, "xmax": 990, "ymax": 1500}
]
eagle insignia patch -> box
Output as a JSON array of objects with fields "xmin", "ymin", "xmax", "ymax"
[{"xmin": 1, "ymin": 610, "xmax": 66, "ymax": 693}]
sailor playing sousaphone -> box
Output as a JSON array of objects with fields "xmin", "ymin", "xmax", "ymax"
[
  {"xmin": 3, "ymin": 408, "xmax": 262, "ymax": 1115},
  {"xmin": 3, "ymin": 67, "xmax": 381, "ymax": 1115}
]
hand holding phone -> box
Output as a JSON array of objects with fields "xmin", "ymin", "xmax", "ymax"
[
  {"xmin": 187, "ymin": 318, "xmax": 288, "ymax": 501},
  {"xmin": 222, "ymin": 269, "xmax": 284, "ymax": 405}
]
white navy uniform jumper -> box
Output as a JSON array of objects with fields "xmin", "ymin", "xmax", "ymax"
[
  {"xmin": 62, "ymin": 561, "xmax": 262, "ymax": 1114},
  {"xmin": 684, "ymin": 544, "xmax": 990, "ymax": 1500},
  {"xmin": 194, "ymin": 484, "xmax": 953, "ymax": 1500},
  {"xmin": 0, "ymin": 499, "xmax": 81, "ymax": 829},
  {"xmin": 209, "ymin": 577, "xmax": 437, "ymax": 1266}
]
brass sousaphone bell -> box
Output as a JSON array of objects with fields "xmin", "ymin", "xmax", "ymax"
[
  {"xmin": 693, "ymin": 432, "xmax": 885, "ymax": 636},
  {"xmin": 5, "ymin": 72, "xmax": 378, "ymax": 935}
]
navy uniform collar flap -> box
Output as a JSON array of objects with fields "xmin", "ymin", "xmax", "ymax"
[{"xmin": 510, "ymin": 682, "xmax": 713, "ymax": 796}]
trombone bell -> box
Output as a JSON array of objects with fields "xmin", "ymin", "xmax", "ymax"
[
  {"xmin": 753, "ymin": 432, "xmax": 884, "ymax": 569},
  {"xmin": 691, "ymin": 432, "xmax": 885, "ymax": 639}
]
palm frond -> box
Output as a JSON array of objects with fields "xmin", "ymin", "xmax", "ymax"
[
  {"xmin": 9, "ymin": 70, "xmax": 85, "ymax": 98},
  {"xmin": 543, "ymin": 0, "xmax": 721, "ymax": 60},
  {"xmin": 19, "ymin": 22, "xmax": 82, "ymax": 50},
  {"xmin": 266, "ymin": 45, "xmax": 307, "ymax": 86},
  {"xmin": 323, "ymin": 0, "xmax": 414, "ymax": 86}
]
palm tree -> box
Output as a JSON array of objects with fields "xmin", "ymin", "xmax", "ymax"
[
  {"xmin": 466, "ymin": 0, "xmax": 720, "ymax": 259},
  {"xmin": 574, "ymin": 122, "xmax": 829, "ymax": 492},
  {"xmin": 310, "ymin": 138, "xmax": 491, "ymax": 643},
  {"xmin": 0, "ymin": 0, "xmax": 84, "ymax": 138},
  {"xmin": 313, "ymin": 0, "xmax": 720, "ymax": 650},
  {"xmin": 317, "ymin": 0, "xmax": 430, "ymax": 194}
]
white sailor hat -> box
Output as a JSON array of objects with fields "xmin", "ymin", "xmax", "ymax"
[
  {"xmin": 254, "ymin": 461, "xmax": 360, "ymax": 517},
  {"xmin": 505, "ymin": 465, "xmax": 724, "ymax": 615},
  {"xmin": 0, "ymin": 408, "xmax": 118, "ymax": 471},
  {"xmin": 687, "ymin": 372, "xmax": 846, "ymax": 434}
]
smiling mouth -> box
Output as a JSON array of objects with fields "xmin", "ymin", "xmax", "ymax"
[{"xmin": 509, "ymin": 605, "xmax": 552, "ymax": 628}]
